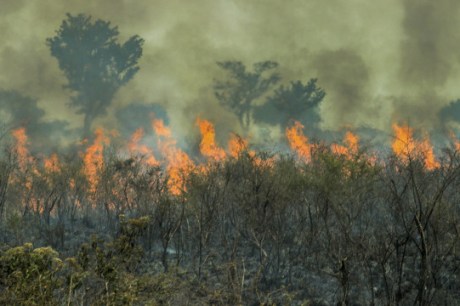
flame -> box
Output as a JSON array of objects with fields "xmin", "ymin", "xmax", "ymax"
[
  {"xmin": 152, "ymin": 119, "xmax": 194, "ymax": 195},
  {"xmin": 12, "ymin": 127, "xmax": 30, "ymax": 171},
  {"xmin": 8, "ymin": 116, "xmax": 448, "ymax": 203},
  {"xmin": 11, "ymin": 127, "xmax": 38, "ymax": 209},
  {"xmin": 286, "ymin": 121, "xmax": 311, "ymax": 161},
  {"xmin": 331, "ymin": 143, "xmax": 347, "ymax": 155},
  {"xmin": 44, "ymin": 153, "xmax": 61, "ymax": 173},
  {"xmin": 331, "ymin": 131, "xmax": 359, "ymax": 157},
  {"xmin": 196, "ymin": 118, "xmax": 226, "ymax": 161},
  {"xmin": 83, "ymin": 128, "xmax": 110, "ymax": 194},
  {"xmin": 228, "ymin": 133, "xmax": 248, "ymax": 158},
  {"xmin": 448, "ymin": 131, "xmax": 460, "ymax": 152},
  {"xmin": 128, "ymin": 128, "xmax": 158, "ymax": 166},
  {"xmin": 227, "ymin": 132, "xmax": 274, "ymax": 168},
  {"xmin": 253, "ymin": 154, "xmax": 276, "ymax": 169},
  {"xmin": 69, "ymin": 178, "xmax": 76, "ymax": 190},
  {"xmin": 392, "ymin": 123, "xmax": 439, "ymax": 170},
  {"xmin": 344, "ymin": 131, "xmax": 359, "ymax": 154},
  {"xmin": 419, "ymin": 137, "xmax": 440, "ymax": 170},
  {"xmin": 152, "ymin": 119, "xmax": 172, "ymax": 138},
  {"xmin": 392, "ymin": 124, "xmax": 416, "ymax": 160}
]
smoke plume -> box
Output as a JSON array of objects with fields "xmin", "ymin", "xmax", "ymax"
[{"xmin": 0, "ymin": 0, "xmax": 459, "ymax": 146}]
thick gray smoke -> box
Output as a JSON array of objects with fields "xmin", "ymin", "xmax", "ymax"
[
  {"xmin": 396, "ymin": 0, "xmax": 460, "ymax": 129},
  {"xmin": 0, "ymin": 0, "xmax": 459, "ymax": 147},
  {"xmin": 311, "ymin": 49, "xmax": 370, "ymax": 127},
  {"xmin": 0, "ymin": 90, "xmax": 71, "ymax": 152}
]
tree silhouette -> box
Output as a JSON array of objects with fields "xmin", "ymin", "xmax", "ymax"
[
  {"xmin": 439, "ymin": 99, "xmax": 460, "ymax": 124},
  {"xmin": 0, "ymin": 90, "xmax": 69, "ymax": 152},
  {"xmin": 47, "ymin": 13, "xmax": 144, "ymax": 137},
  {"xmin": 214, "ymin": 61, "xmax": 280, "ymax": 131},
  {"xmin": 254, "ymin": 79, "xmax": 325, "ymax": 129}
]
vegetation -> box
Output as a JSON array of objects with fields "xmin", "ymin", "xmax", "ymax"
[
  {"xmin": 0, "ymin": 139, "xmax": 459, "ymax": 305},
  {"xmin": 214, "ymin": 61, "xmax": 280, "ymax": 131},
  {"xmin": 1, "ymin": 11, "xmax": 459, "ymax": 306},
  {"xmin": 253, "ymin": 79, "xmax": 326, "ymax": 129},
  {"xmin": 47, "ymin": 13, "xmax": 144, "ymax": 136}
]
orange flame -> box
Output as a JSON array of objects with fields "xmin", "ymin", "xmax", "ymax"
[
  {"xmin": 226, "ymin": 133, "xmax": 274, "ymax": 167},
  {"xmin": 228, "ymin": 133, "xmax": 248, "ymax": 158},
  {"xmin": 392, "ymin": 124, "xmax": 416, "ymax": 160},
  {"xmin": 419, "ymin": 137, "xmax": 440, "ymax": 170},
  {"xmin": 392, "ymin": 123, "xmax": 439, "ymax": 170},
  {"xmin": 83, "ymin": 128, "xmax": 110, "ymax": 194},
  {"xmin": 331, "ymin": 131, "xmax": 359, "ymax": 157},
  {"xmin": 196, "ymin": 118, "xmax": 226, "ymax": 161},
  {"xmin": 286, "ymin": 121, "xmax": 311, "ymax": 161},
  {"xmin": 152, "ymin": 119, "xmax": 172, "ymax": 138},
  {"xmin": 152, "ymin": 119, "xmax": 194, "ymax": 195},
  {"xmin": 344, "ymin": 131, "xmax": 359, "ymax": 154},
  {"xmin": 69, "ymin": 178, "xmax": 76, "ymax": 190},
  {"xmin": 12, "ymin": 127, "xmax": 30, "ymax": 171},
  {"xmin": 331, "ymin": 144, "xmax": 347, "ymax": 155},
  {"xmin": 11, "ymin": 128, "xmax": 38, "ymax": 208},
  {"xmin": 44, "ymin": 153, "xmax": 61, "ymax": 173},
  {"xmin": 449, "ymin": 131, "xmax": 460, "ymax": 152},
  {"xmin": 128, "ymin": 128, "xmax": 158, "ymax": 166}
]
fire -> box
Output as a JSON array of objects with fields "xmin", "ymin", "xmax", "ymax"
[
  {"xmin": 226, "ymin": 132, "xmax": 275, "ymax": 168},
  {"xmin": 196, "ymin": 118, "xmax": 226, "ymax": 161},
  {"xmin": 286, "ymin": 121, "xmax": 312, "ymax": 161},
  {"xmin": 392, "ymin": 124, "xmax": 416, "ymax": 160},
  {"xmin": 331, "ymin": 144, "xmax": 347, "ymax": 155},
  {"xmin": 44, "ymin": 153, "xmax": 61, "ymax": 173},
  {"xmin": 419, "ymin": 137, "xmax": 440, "ymax": 170},
  {"xmin": 12, "ymin": 127, "xmax": 30, "ymax": 171},
  {"xmin": 228, "ymin": 136, "xmax": 245, "ymax": 157},
  {"xmin": 166, "ymin": 150, "xmax": 195, "ymax": 195},
  {"xmin": 128, "ymin": 128, "xmax": 158, "ymax": 166},
  {"xmin": 331, "ymin": 131, "xmax": 359, "ymax": 157},
  {"xmin": 228, "ymin": 133, "xmax": 248, "ymax": 158},
  {"xmin": 8, "ymin": 116, "xmax": 447, "ymax": 202},
  {"xmin": 83, "ymin": 128, "xmax": 110, "ymax": 194},
  {"xmin": 392, "ymin": 123, "xmax": 439, "ymax": 170},
  {"xmin": 152, "ymin": 119, "xmax": 172, "ymax": 138},
  {"xmin": 69, "ymin": 178, "xmax": 76, "ymax": 190},
  {"xmin": 11, "ymin": 127, "xmax": 38, "ymax": 209},
  {"xmin": 344, "ymin": 131, "xmax": 359, "ymax": 154},
  {"xmin": 152, "ymin": 119, "xmax": 194, "ymax": 195}
]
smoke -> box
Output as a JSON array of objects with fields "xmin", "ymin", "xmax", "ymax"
[
  {"xmin": 310, "ymin": 49, "xmax": 371, "ymax": 128},
  {"xmin": 0, "ymin": 90, "xmax": 71, "ymax": 152},
  {"xmin": 114, "ymin": 103, "xmax": 169, "ymax": 138},
  {"xmin": 0, "ymin": 0, "xmax": 459, "ymax": 147},
  {"xmin": 399, "ymin": 0, "xmax": 460, "ymax": 88},
  {"xmin": 394, "ymin": 0, "xmax": 460, "ymax": 128}
]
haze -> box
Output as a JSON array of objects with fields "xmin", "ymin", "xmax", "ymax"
[{"xmin": 1, "ymin": 0, "xmax": 459, "ymax": 146}]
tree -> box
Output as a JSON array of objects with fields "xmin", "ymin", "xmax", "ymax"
[
  {"xmin": 47, "ymin": 13, "xmax": 144, "ymax": 137},
  {"xmin": 439, "ymin": 99, "xmax": 460, "ymax": 124},
  {"xmin": 214, "ymin": 61, "xmax": 280, "ymax": 131},
  {"xmin": 253, "ymin": 79, "xmax": 325, "ymax": 129},
  {"xmin": 0, "ymin": 90, "xmax": 69, "ymax": 152}
]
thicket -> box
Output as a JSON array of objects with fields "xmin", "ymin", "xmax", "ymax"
[{"xmin": 0, "ymin": 143, "xmax": 460, "ymax": 305}]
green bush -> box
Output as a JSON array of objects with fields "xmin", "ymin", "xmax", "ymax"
[{"xmin": 0, "ymin": 243, "xmax": 63, "ymax": 305}]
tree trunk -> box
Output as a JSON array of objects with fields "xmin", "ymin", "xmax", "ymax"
[{"xmin": 83, "ymin": 113, "xmax": 94, "ymax": 138}]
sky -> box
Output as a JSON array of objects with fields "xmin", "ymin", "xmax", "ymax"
[{"xmin": 1, "ymin": 0, "xmax": 460, "ymax": 145}]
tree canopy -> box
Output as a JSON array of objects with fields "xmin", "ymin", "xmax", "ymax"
[
  {"xmin": 254, "ymin": 79, "xmax": 325, "ymax": 129},
  {"xmin": 47, "ymin": 13, "xmax": 144, "ymax": 136},
  {"xmin": 214, "ymin": 61, "xmax": 280, "ymax": 131}
]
